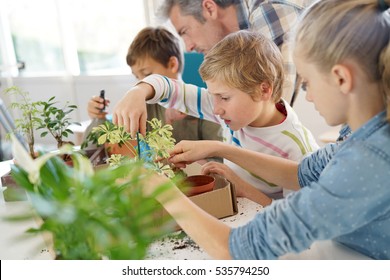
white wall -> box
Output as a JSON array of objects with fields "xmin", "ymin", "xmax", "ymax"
[{"xmin": 292, "ymin": 89, "xmax": 335, "ymax": 147}]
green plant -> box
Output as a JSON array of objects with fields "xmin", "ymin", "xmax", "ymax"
[
  {"xmin": 8, "ymin": 134, "xmax": 174, "ymax": 259},
  {"xmin": 37, "ymin": 96, "xmax": 80, "ymax": 148},
  {"xmin": 4, "ymin": 86, "xmax": 42, "ymax": 158},
  {"xmin": 4, "ymin": 86, "xmax": 80, "ymax": 158},
  {"xmin": 82, "ymin": 120, "xmax": 134, "ymax": 156},
  {"xmin": 82, "ymin": 118, "xmax": 177, "ymax": 178}
]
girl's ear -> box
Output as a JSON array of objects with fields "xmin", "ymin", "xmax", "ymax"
[
  {"xmin": 331, "ymin": 64, "xmax": 352, "ymax": 95},
  {"xmin": 202, "ymin": 0, "xmax": 218, "ymax": 19},
  {"xmin": 167, "ymin": 56, "xmax": 180, "ymax": 75}
]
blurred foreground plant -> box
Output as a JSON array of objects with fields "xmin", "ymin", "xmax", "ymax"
[{"xmin": 8, "ymin": 134, "xmax": 174, "ymax": 259}]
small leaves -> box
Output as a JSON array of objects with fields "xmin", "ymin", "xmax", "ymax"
[
  {"xmin": 91, "ymin": 122, "xmax": 132, "ymax": 146},
  {"xmin": 106, "ymin": 154, "xmax": 125, "ymax": 166},
  {"xmin": 84, "ymin": 118, "xmax": 176, "ymax": 178},
  {"xmin": 144, "ymin": 119, "xmax": 175, "ymax": 158},
  {"xmin": 4, "ymin": 86, "xmax": 43, "ymax": 157},
  {"xmin": 3, "ymin": 86, "xmax": 79, "ymax": 153},
  {"xmin": 37, "ymin": 97, "xmax": 79, "ymax": 147}
]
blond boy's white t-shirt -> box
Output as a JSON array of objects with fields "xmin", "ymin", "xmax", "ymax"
[{"xmin": 142, "ymin": 74, "xmax": 319, "ymax": 198}]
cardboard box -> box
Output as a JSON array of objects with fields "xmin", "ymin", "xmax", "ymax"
[
  {"xmin": 188, "ymin": 174, "xmax": 238, "ymax": 219},
  {"xmin": 154, "ymin": 163, "xmax": 237, "ymax": 233},
  {"xmin": 180, "ymin": 162, "xmax": 238, "ymax": 219}
]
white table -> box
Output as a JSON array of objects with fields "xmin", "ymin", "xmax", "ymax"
[
  {"xmin": 146, "ymin": 197, "xmax": 370, "ymax": 260},
  {"xmin": 147, "ymin": 197, "xmax": 264, "ymax": 260},
  {"xmin": 0, "ymin": 160, "xmax": 370, "ymax": 260}
]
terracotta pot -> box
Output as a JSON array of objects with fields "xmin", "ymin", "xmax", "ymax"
[
  {"xmin": 105, "ymin": 140, "xmax": 138, "ymax": 158},
  {"xmin": 185, "ymin": 175, "xmax": 215, "ymax": 196}
]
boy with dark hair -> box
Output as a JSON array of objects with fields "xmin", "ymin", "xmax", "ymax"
[{"xmin": 85, "ymin": 26, "xmax": 222, "ymax": 144}]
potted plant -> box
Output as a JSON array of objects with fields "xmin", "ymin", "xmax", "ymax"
[
  {"xmin": 3, "ymin": 86, "xmax": 41, "ymax": 158},
  {"xmin": 37, "ymin": 96, "xmax": 80, "ymax": 148},
  {"xmin": 2, "ymin": 87, "xmax": 82, "ymax": 191},
  {"xmin": 82, "ymin": 118, "xmax": 215, "ymax": 196},
  {"xmin": 82, "ymin": 120, "xmax": 138, "ymax": 159},
  {"xmin": 82, "ymin": 118, "xmax": 178, "ymax": 178},
  {"xmin": 3, "ymin": 86, "xmax": 80, "ymax": 154},
  {"xmin": 7, "ymin": 134, "xmax": 176, "ymax": 259},
  {"xmin": 1, "ymin": 86, "xmax": 42, "ymax": 200}
]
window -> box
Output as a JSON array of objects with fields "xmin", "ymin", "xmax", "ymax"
[
  {"xmin": 7, "ymin": 0, "xmax": 66, "ymax": 75},
  {"xmin": 69, "ymin": 0, "xmax": 147, "ymax": 74},
  {"xmin": 1, "ymin": 0, "xmax": 148, "ymax": 76},
  {"xmin": 0, "ymin": 49, "xmax": 3, "ymax": 68}
]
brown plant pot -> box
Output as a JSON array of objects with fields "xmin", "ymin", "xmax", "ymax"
[
  {"xmin": 105, "ymin": 140, "xmax": 138, "ymax": 158},
  {"xmin": 185, "ymin": 175, "xmax": 216, "ymax": 196}
]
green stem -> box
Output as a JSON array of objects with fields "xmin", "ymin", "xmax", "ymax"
[{"xmin": 123, "ymin": 141, "xmax": 138, "ymax": 158}]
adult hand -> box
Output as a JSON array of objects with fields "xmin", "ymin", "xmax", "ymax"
[
  {"xmin": 112, "ymin": 83, "xmax": 154, "ymax": 137},
  {"xmin": 165, "ymin": 108, "xmax": 187, "ymax": 124},
  {"xmin": 87, "ymin": 96, "xmax": 110, "ymax": 119}
]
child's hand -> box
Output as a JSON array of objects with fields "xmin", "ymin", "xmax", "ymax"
[
  {"xmin": 168, "ymin": 140, "xmax": 220, "ymax": 168},
  {"xmin": 88, "ymin": 96, "xmax": 110, "ymax": 119},
  {"xmin": 201, "ymin": 161, "xmax": 243, "ymax": 193},
  {"xmin": 202, "ymin": 161, "xmax": 273, "ymax": 206},
  {"xmin": 112, "ymin": 83, "xmax": 154, "ymax": 137}
]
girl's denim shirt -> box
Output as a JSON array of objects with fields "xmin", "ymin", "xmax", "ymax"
[{"xmin": 229, "ymin": 111, "xmax": 390, "ymax": 259}]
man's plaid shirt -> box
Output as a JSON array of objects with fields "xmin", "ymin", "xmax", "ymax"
[{"xmin": 235, "ymin": 0, "xmax": 314, "ymax": 103}]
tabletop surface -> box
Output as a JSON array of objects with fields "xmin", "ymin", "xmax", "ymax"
[{"xmin": 0, "ymin": 160, "xmax": 370, "ymax": 260}]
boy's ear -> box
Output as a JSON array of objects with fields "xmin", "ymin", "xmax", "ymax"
[
  {"xmin": 167, "ymin": 56, "xmax": 180, "ymax": 74},
  {"xmin": 331, "ymin": 64, "xmax": 352, "ymax": 95},
  {"xmin": 202, "ymin": 0, "xmax": 218, "ymax": 19},
  {"xmin": 258, "ymin": 82, "xmax": 273, "ymax": 101}
]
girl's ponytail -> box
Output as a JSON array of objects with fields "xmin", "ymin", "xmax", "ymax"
[
  {"xmin": 379, "ymin": 39, "xmax": 390, "ymax": 121},
  {"xmin": 378, "ymin": 0, "xmax": 390, "ymax": 120}
]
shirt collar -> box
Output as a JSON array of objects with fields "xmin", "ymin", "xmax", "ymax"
[{"xmin": 345, "ymin": 111, "xmax": 387, "ymax": 143}]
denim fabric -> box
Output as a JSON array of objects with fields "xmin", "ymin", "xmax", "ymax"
[
  {"xmin": 229, "ymin": 111, "xmax": 390, "ymax": 259},
  {"xmin": 297, "ymin": 125, "xmax": 351, "ymax": 185},
  {"xmin": 336, "ymin": 124, "xmax": 352, "ymax": 142}
]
